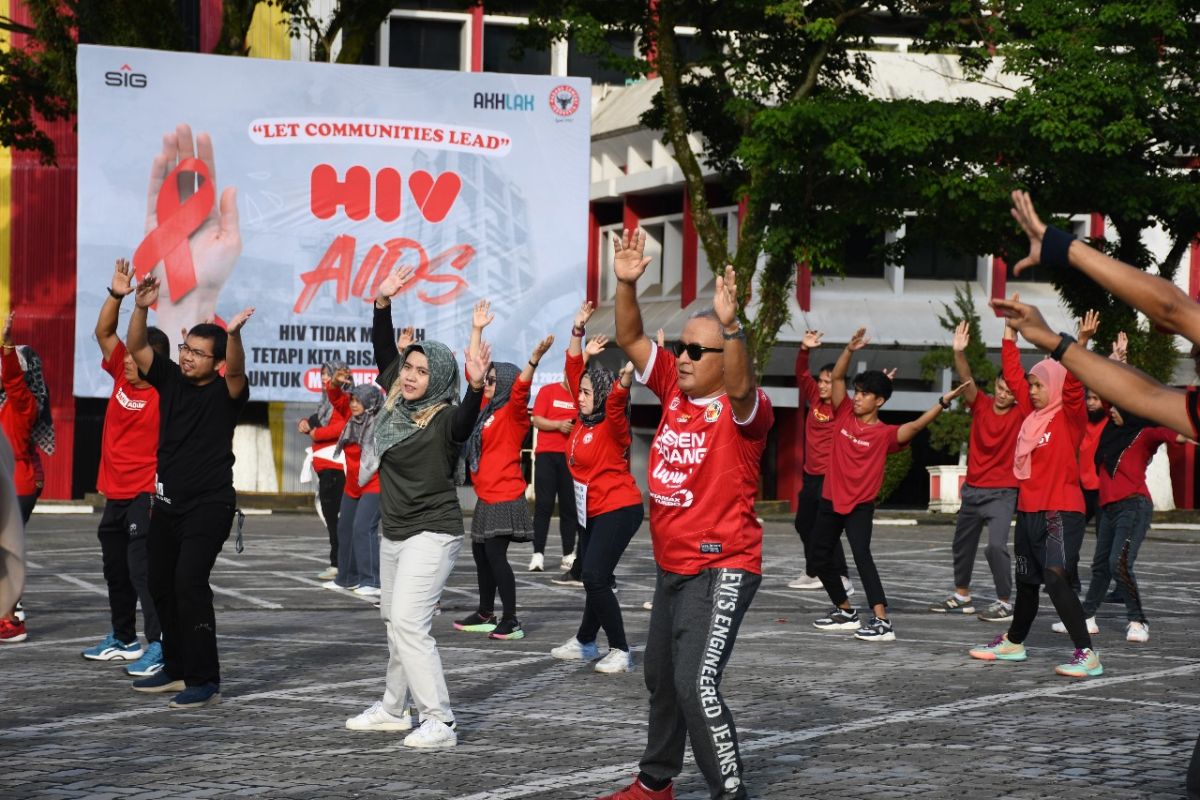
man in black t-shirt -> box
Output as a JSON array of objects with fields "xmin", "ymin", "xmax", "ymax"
[{"xmin": 126, "ymin": 275, "xmax": 253, "ymax": 709}]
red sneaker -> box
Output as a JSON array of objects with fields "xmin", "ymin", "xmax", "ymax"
[
  {"xmin": 0, "ymin": 617, "xmax": 27, "ymax": 643},
  {"xmin": 596, "ymin": 778, "xmax": 674, "ymax": 800}
]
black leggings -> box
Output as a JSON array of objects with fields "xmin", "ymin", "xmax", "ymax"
[
  {"xmin": 473, "ymin": 537, "xmax": 517, "ymax": 619},
  {"xmin": 1009, "ymin": 568, "xmax": 1093, "ymax": 651},
  {"xmin": 532, "ymin": 452, "xmax": 578, "ymax": 556},
  {"xmin": 576, "ymin": 504, "xmax": 643, "ymax": 652},
  {"xmin": 316, "ymin": 469, "xmax": 345, "ymax": 568},
  {"xmin": 794, "ymin": 473, "xmax": 848, "ymax": 578}
]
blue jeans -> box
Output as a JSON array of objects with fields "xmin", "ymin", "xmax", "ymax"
[
  {"xmin": 1081, "ymin": 495, "xmax": 1150, "ymax": 623},
  {"xmin": 336, "ymin": 493, "xmax": 382, "ymax": 589}
]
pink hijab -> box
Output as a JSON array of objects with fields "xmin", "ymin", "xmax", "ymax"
[{"xmin": 1013, "ymin": 358, "xmax": 1066, "ymax": 481}]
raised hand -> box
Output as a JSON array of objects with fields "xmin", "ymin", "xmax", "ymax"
[
  {"xmin": 1076, "ymin": 309, "xmax": 1100, "ymax": 347},
  {"xmin": 801, "ymin": 329, "xmax": 823, "ymax": 350},
  {"xmin": 574, "ymin": 300, "xmax": 595, "ymax": 330},
  {"xmin": 396, "ymin": 326, "xmax": 415, "ymax": 351},
  {"xmin": 883, "ymin": 367, "xmax": 898, "ymax": 381},
  {"xmin": 466, "ymin": 340, "xmax": 492, "ymax": 388},
  {"xmin": 989, "ymin": 294, "xmax": 1057, "ymax": 351},
  {"xmin": 333, "ymin": 366, "xmax": 352, "ymax": 386},
  {"xmin": 378, "ymin": 265, "xmax": 416, "ymax": 301},
  {"xmin": 585, "ymin": 334, "xmax": 610, "ymax": 357},
  {"xmin": 713, "ymin": 264, "xmax": 739, "ymax": 328},
  {"xmin": 656, "ymin": 328, "xmax": 665, "ymax": 348},
  {"xmin": 111, "ymin": 258, "xmax": 135, "ymax": 297},
  {"xmin": 847, "ymin": 327, "xmax": 870, "ymax": 352},
  {"xmin": 613, "ymin": 228, "xmax": 651, "ymax": 284},
  {"xmin": 226, "ymin": 307, "xmax": 255, "ymax": 335},
  {"xmin": 619, "ymin": 360, "xmax": 635, "ymax": 388},
  {"xmin": 1010, "ymin": 190, "xmax": 1047, "ymax": 276},
  {"xmin": 943, "ymin": 379, "xmax": 975, "ymax": 404},
  {"xmin": 952, "ymin": 320, "xmax": 969, "ymax": 352},
  {"xmin": 472, "ymin": 299, "xmax": 495, "ymax": 330},
  {"xmin": 1, "ymin": 312, "xmax": 13, "ymax": 347},
  {"xmin": 530, "ymin": 334, "xmax": 555, "ymax": 364},
  {"xmin": 1111, "ymin": 330, "xmax": 1128, "ymax": 362},
  {"xmin": 135, "ymin": 275, "xmax": 161, "ymax": 309}
]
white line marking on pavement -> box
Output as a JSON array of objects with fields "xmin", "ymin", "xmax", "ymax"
[
  {"xmin": 210, "ymin": 582, "xmax": 284, "ymax": 610},
  {"xmin": 54, "ymin": 573, "xmax": 109, "ymax": 597},
  {"xmin": 215, "ymin": 556, "xmax": 249, "ymax": 568}
]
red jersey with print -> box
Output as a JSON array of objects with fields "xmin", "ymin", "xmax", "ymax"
[
  {"xmin": 328, "ymin": 385, "xmax": 380, "ymax": 498},
  {"xmin": 638, "ymin": 343, "xmax": 773, "ymax": 575},
  {"xmin": 470, "ymin": 377, "xmax": 531, "ymax": 503},
  {"xmin": 1001, "ymin": 341, "xmax": 1086, "ymax": 513},
  {"xmin": 965, "ymin": 391, "xmax": 1024, "ymax": 489},
  {"xmin": 0, "ymin": 346, "xmax": 39, "ymax": 495},
  {"xmin": 1098, "ymin": 426, "xmax": 1175, "ymax": 506},
  {"xmin": 97, "ymin": 340, "xmax": 159, "ymax": 499},
  {"xmin": 796, "ymin": 348, "xmax": 840, "ymax": 476},
  {"xmin": 564, "ymin": 352, "xmax": 642, "ymax": 517},
  {"xmin": 822, "ymin": 401, "xmax": 905, "ymax": 513},
  {"xmin": 533, "ymin": 381, "xmax": 577, "ymax": 454},
  {"xmin": 1078, "ymin": 417, "xmax": 1105, "ymax": 491},
  {"xmin": 310, "ymin": 386, "xmax": 350, "ymax": 473}
]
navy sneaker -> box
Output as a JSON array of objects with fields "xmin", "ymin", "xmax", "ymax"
[
  {"xmin": 132, "ymin": 671, "xmax": 185, "ymax": 694},
  {"xmin": 126, "ymin": 641, "xmax": 164, "ymax": 677},
  {"xmin": 169, "ymin": 682, "xmax": 221, "ymax": 709},
  {"xmin": 82, "ymin": 632, "xmax": 143, "ymax": 662},
  {"xmin": 813, "ymin": 607, "xmax": 860, "ymax": 631},
  {"xmin": 853, "ymin": 616, "xmax": 896, "ymax": 642}
]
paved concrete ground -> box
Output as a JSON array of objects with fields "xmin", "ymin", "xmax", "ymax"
[{"xmin": 2, "ymin": 511, "xmax": 1197, "ymax": 799}]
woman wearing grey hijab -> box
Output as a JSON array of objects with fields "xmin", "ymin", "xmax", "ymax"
[
  {"xmin": 343, "ymin": 267, "xmax": 489, "ymax": 751},
  {"xmin": 327, "ymin": 381, "xmax": 385, "ymax": 594}
]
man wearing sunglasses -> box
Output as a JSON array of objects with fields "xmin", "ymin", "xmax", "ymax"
[
  {"xmin": 126, "ymin": 275, "xmax": 253, "ymax": 710},
  {"xmin": 598, "ymin": 229, "xmax": 772, "ymax": 800}
]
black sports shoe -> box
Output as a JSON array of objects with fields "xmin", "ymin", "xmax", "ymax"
[
  {"xmin": 551, "ymin": 572, "xmax": 584, "ymax": 587},
  {"xmin": 488, "ymin": 617, "xmax": 525, "ymax": 640},
  {"xmin": 813, "ymin": 606, "xmax": 860, "ymax": 631},
  {"xmin": 453, "ymin": 611, "xmax": 497, "ymax": 633}
]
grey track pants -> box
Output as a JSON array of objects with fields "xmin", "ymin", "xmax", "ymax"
[{"xmin": 951, "ymin": 484, "xmax": 1017, "ymax": 600}]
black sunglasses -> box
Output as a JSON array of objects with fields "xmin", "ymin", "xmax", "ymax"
[
  {"xmin": 671, "ymin": 341, "xmax": 724, "ymax": 360},
  {"xmin": 485, "ymin": 376, "xmax": 497, "ymax": 386}
]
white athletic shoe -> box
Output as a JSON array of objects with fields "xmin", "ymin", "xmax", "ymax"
[
  {"xmin": 560, "ymin": 552, "xmax": 576, "ymax": 572},
  {"xmin": 1051, "ymin": 616, "xmax": 1099, "ymax": 635},
  {"xmin": 316, "ymin": 566, "xmax": 338, "ymax": 581},
  {"xmin": 353, "ymin": 585, "xmax": 381, "ymax": 597},
  {"xmin": 403, "ymin": 717, "xmax": 457, "ymax": 749},
  {"xmin": 551, "ymin": 637, "xmax": 600, "ymax": 661},
  {"xmin": 528, "ymin": 552, "xmax": 544, "ymax": 572},
  {"xmin": 594, "ymin": 649, "xmax": 634, "ymax": 673},
  {"xmin": 345, "ymin": 701, "xmax": 412, "ymax": 732},
  {"xmin": 1126, "ymin": 621, "xmax": 1149, "ymax": 643},
  {"xmin": 787, "ymin": 575, "xmax": 824, "ymax": 590},
  {"xmin": 642, "ymin": 601, "xmax": 654, "ymax": 611},
  {"xmin": 842, "ymin": 576, "xmax": 856, "ymax": 597}
]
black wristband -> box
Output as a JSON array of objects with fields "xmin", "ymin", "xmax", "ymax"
[
  {"xmin": 938, "ymin": 396, "xmax": 951, "ymax": 410},
  {"xmin": 572, "ymin": 325, "xmax": 585, "ymax": 337},
  {"xmin": 528, "ymin": 360, "xmax": 538, "ymax": 368},
  {"xmin": 1041, "ymin": 225, "xmax": 1076, "ymax": 271},
  {"xmin": 1051, "ymin": 332, "xmax": 1076, "ymax": 362},
  {"xmin": 107, "ymin": 287, "xmax": 124, "ymax": 300}
]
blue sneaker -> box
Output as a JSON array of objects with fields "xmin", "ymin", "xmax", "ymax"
[
  {"xmin": 125, "ymin": 641, "xmax": 164, "ymax": 677},
  {"xmin": 82, "ymin": 632, "xmax": 143, "ymax": 662},
  {"xmin": 131, "ymin": 671, "xmax": 185, "ymax": 693},
  {"xmin": 169, "ymin": 682, "xmax": 221, "ymax": 709}
]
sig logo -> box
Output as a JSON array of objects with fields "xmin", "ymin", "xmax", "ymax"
[
  {"xmin": 105, "ymin": 64, "xmax": 147, "ymax": 89},
  {"xmin": 549, "ymin": 84, "xmax": 580, "ymax": 117}
]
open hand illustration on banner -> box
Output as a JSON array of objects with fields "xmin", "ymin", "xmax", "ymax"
[{"xmin": 134, "ymin": 123, "xmax": 241, "ymax": 343}]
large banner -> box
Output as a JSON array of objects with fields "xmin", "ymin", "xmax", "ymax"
[{"xmin": 75, "ymin": 45, "xmax": 590, "ymax": 400}]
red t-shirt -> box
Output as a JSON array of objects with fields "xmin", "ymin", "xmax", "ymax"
[
  {"xmin": 532, "ymin": 381, "xmax": 577, "ymax": 454},
  {"xmin": 470, "ymin": 377, "xmax": 532, "ymax": 503},
  {"xmin": 96, "ymin": 341, "xmax": 159, "ymax": 499},
  {"xmin": 638, "ymin": 343, "xmax": 773, "ymax": 575},
  {"xmin": 1098, "ymin": 425, "xmax": 1175, "ymax": 506},
  {"xmin": 1078, "ymin": 417, "xmax": 1106, "ymax": 491},
  {"xmin": 797, "ymin": 348, "xmax": 838, "ymax": 476},
  {"xmin": 965, "ymin": 391, "xmax": 1024, "ymax": 489},
  {"xmin": 1002, "ymin": 341, "xmax": 1086, "ymax": 513},
  {"xmin": 821, "ymin": 401, "xmax": 905, "ymax": 513},
  {"xmin": 564, "ymin": 352, "xmax": 642, "ymax": 517},
  {"xmin": 310, "ymin": 385, "xmax": 350, "ymax": 473},
  {"xmin": 0, "ymin": 346, "xmax": 39, "ymax": 495},
  {"xmin": 328, "ymin": 385, "xmax": 379, "ymax": 498}
]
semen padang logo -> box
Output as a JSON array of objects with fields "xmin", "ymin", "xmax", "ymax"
[
  {"xmin": 105, "ymin": 64, "xmax": 147, "ymax": 88},
  {"xmin": 549, "ymin": 84, "xmax": 580, "ymax": 117}
]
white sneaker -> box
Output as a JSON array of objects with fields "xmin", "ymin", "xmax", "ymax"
[
  {"xmin": 560, "ymin": 552, "xmax": 576, "ymax": 571},
  {"xmin": 642, "ymin": 601, "xmax": 654, "ymax": 610},
  {"xmin": 317, "ymin": 566, "xmax": 338, "ymax": 581},
  {"xmin": 353, "ymin": 585, "xmax": 381, "ymax": 597},
  {"xmin": 403, "ymin": 717, "xmax": 457, "ymax": 749},
  {"xmin": 1051, "ymin": 616, "xmax": 1099, "ymax": 635},
  {"xmin": 1126, "ymin": 621, "xmax": 1149, "ymax": 642},
  {"xmin": 550, "ymin": 637, "xmax": 600, "ymax": 661},
  {"xmin": 842, "ymin": 576, "xmax": 855, "ymax": 597},
  {"xmin": 528, "ymin": 552, "xmax": 544, "ymax": 572},
  {"xmin": 594, "ymin": 648, "xmax": 634, "ymax": 673},
  {"xmin": 323, "ymin": 580, "xmax": 355, "ymax": 591},
  {"xmin": 787, "ymin": 575, "xmax": 824, "ymax": 590},
  {"xmin": 345, "ymin": 701, "xmax": 412, "ymax": 731}
]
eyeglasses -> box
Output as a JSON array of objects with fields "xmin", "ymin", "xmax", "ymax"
[
  {"xmin": 177, "ymin": 343, "xmax": 214, "ymax": 359},
  {"xmin": 671, "ymin": 342, "xmax": 724, "ymax": 360},
  {"xmin": 485, "ymin": 376, "xmax": 497, "ymax": 386}
]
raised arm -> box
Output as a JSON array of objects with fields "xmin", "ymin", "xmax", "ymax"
[
  {"xmin": 521, "ymin": 335, "xmax": 554, "ymax": 384},
  {"xmin": 898, "ymin": 380, "xmax": 973, "ymax": 444},
  {"xmin": 612, "ymin": 228, "xmax": 653, "ymax": 373},
  {"xmin": 468, "ymin": 299, "xmax": 494, "ymax": 360},
  {"xmin": 127, "ymin": 275, "xmax": 159, "ymax": 374},
  {"xmin": 450, "ymin": 341, "xmax": 491, "ymax": 443},
  {"xmin": 607, "ymin": 362, "xmax": 635, "ymax": 442},
  {"xmin": 223, "ymin": 307, "xmax": 253, "ymax": 399},
  {"xmin": 712, "ymin": 264, "xmax": 756, "ymax": 420},
  {"xmin": 0, "ymin": 315, "xmax": 34, "ymax": 419},
  {"xmin": 831, "ymin": 327, "xmax": 869, "ymax": 409},
  {"xmin": 1011, "ymin": 190, "xmax": 1200, "ymax": 344},
  {"xmin": 95, "ymin": 258, "xmax": 135, "ymax": 361},
  {"xmin": 991, "ymin": 294, "xmax": 1195, "ymax": 437},
  {"xmin": 568, "ymin": 300, "xmax": 594, "ymax": 359},
  {"xmin": 372, "ymin": 266, "xmax": 415, "ymax": 372},
  {"xmin": 1000, "ymin": 319, "xmax": 1033, "ymax": 416},
  {"xmin": 797, "ymin": 330, "xmax": 823, "ymax": 405},
  {"xmin": 950, "ymin": 321, "xmax": 978, "ymax": 406}
]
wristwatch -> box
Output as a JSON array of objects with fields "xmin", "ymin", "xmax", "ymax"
[
  {"xmin": 938, "ymin": 396, "xmax": 951, "ymax": 410},
  {"xmin": 722, "ymin": 322, "xmax": 746, "ymax": 341},
  {"xmin": 1051, "ymin": 332, "xmax": 1076, "ymax": 362}
]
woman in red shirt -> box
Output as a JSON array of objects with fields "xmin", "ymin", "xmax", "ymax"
[
  {"xmin": 970, "ymin": 346, "xmax": 1102, "ymax": 678},
  {"xmin": 0, "ymin": 315, "xmax": 52, "ymax": 522},
  {"xmin": 454, "ymin": 301, "xmax": 554, "ymax": 641},
  {"xmin": 301, "ymin": 361, "xmax": 351, "ymax": 582},
  {"xmin": 329, "ymin": 382, "xmax": 384, "ymax": 595},
  {"xmin": 549, "ymin": 301, "xmax": 643, "ymax": 673}
]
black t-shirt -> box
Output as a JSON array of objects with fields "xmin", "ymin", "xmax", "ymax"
[{"xmin": 144, "ymin": 351, "xmax": 250, "ymax": 509}]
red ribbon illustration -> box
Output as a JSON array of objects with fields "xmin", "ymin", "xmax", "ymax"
[{"xmin": 133, "ymin": 157, "xmax": 214, "ymax": 302}]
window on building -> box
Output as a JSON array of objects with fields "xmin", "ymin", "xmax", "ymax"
[
  {"xmin": 674, "ymin": 31, "xmax": 717, "ymax": 66},
  {"xmin": 567, "ymin": 32, "xmax": 636, "ymax": 84},
  {"xmin": 388, "ymin": 17, "xmax": 463, "ymax": 71},
  {"xmin": 841, "ymin": 226, "xmax": 887, "ymax": 278},
  {"xmin": 903, "ymin": 238, "xmax": 977, "ymax": 280},
  {"xmin": 484, "ymin": 23, "xmax": 552, "ymax": 74}
]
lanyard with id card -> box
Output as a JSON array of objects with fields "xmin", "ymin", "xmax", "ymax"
[{"xmin": 568, "ymin": 424, "xmax": 588, "ymax": 527}]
